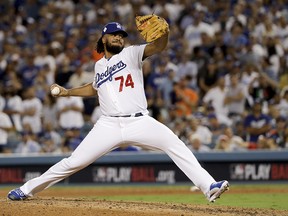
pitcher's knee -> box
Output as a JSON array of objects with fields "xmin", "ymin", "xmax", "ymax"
[{"xmin": 61, "ymin": 157, "xmax": 88, "ymax": 171}]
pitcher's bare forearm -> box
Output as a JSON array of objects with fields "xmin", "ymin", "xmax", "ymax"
[
  {"xmin": 51, "ymin": 82, "xmax": 97, "ymax": 97},
  {"xmin": 67, "ymin": 82, "xmax": 97, "ymax": 97},
  {"xmin": 143, "ymin": 31, "xmax": 169, "ymax": 59}
]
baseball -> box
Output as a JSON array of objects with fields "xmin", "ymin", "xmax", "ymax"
[{"xmin": 51, "ymin": 86, "xmax": 60, "ymax": 95}]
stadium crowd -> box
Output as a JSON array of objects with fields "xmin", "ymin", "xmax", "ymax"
[{"xmin": 0, "ymin": 0, "xmax": 288, "ymax": 155}]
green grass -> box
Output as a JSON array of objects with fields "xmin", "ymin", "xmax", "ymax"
[{"xmin": 86, "ymin": 184, "xmax": 288, "ymax": 210}]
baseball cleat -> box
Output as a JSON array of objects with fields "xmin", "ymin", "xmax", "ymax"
[
  {"xmin": 7, "ymin": 188, "xmax": 28, "ymax": 201},
  {"xmin": 208, "ymin": 180, "xmax": 229, "ymax": 202}
]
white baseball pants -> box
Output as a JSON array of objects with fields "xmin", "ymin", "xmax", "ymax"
[{"xmin": 21, "ymin": 115, "xmax": 215, "ymax": 197}]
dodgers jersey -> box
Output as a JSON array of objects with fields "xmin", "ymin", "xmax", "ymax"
[{"xmin": 92, "ymin": 44, "xmax": 149, "ymax": 116}]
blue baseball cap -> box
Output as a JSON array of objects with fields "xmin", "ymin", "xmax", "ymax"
[{"xmin": 102, "ymin": 22, "xmax": 128, "ymax": 37}]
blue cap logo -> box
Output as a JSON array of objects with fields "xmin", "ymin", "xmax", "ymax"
[{"xmin": 102, "ymin": 22, "xmax": 128, "ymax": 37}]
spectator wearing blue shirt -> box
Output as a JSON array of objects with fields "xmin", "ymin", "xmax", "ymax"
[
  {"xmin": 18, "ymin": 53, "xmax": 41, "ymax": 88},
  {"xmin": 243, "ymin": 99, "xmax": 272, "ymax": 149}
]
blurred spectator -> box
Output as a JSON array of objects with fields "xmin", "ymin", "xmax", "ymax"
[
  {"xmin": 21, "ymin": 87, "xmax": 43, "ymax": 135},
  {"xmin": 186, "ymin": 116, "xmax": 212, "ymax": 146},
  {"xmin": 279, "ymin": 70, "xmax": 288, "ymax": 90},
  {"xmin": 225, "ymin": 2, "xmax": 247, "ymax": 31},
  {"xmin": 233, "ymin": 120, "xmax": 247, "ymax": 141},
  {"xmin": 243, "ymin": 99, "xmax": 272, "ymax": 149},
  {"xmin": 41, "ymin": 122, "xmax": 62, "ymax": 148},
  {"xmin": 33, "ymin": 67, "xmax": 50, "ymax": 101},
  {"xmin": 277, "ymin": 87, "xmax": 288, "ymax": 117},
  {"xmin": 205, "ymin": 113, "xmax": 227, "ymax": 149},
  {"xmin": 248, "ymin": 70, "xmax": 278, "ymax": 109},
  {"xmin": 115, "ymin": 0, "xmax": 133, "ymax": 24},
  {"xmin": 268, "ymin": 104, "xmax": 282, "ymax": 127},
  {"xmin": 198, "ymin": 59, "xmax": 219, "ymax": 98},
  {"xmin": 14, "ymin": 131, "xmax": 41, "ymax": 154},
  {"xmin": 284, "ymin": 128, "xmax": 288, "ymax": 149},
  {"xmin": 61, "ymin": 128, "xmax": 84, "ymax": 152},
  {"xmin": 42, "ymin": 94, "xmax": 58, "ymax": 129},
  {"xmin": 221, "ymin": 126, "xmax": 248, "ymax": 151},
  {"xmin": 265, "ymin": 116, "xmax": 287, "ymax": 149},
  {"xmin": 147, "ymin": 60, "xmax": 170, "ymax": 91},
  {"xmin": 223, "ymin": 21, "xmax": 248, "ymax": 51},
  {"xmin": 33, "ymin": 44, "xmax": 56, "ymax": 85},
  {"xmin": 0, "ymin": 110, "xmax": 13, "ymax": 153},
  {"xmin": 187, "ymin": 133, "xmax": 211, "ymax": 153},
  {"xmin": 158, "ymin": 69, "xmax": 176, "ymax": 108},
  {"xmin": 253, "ymin": 14, "xmax": 278, "ymax": 41},
  {"xmin": 177, "ymin": 53, "xmax": 198, "ymax": 89},
  {"xmin": 1, "ymin": 60, "xmax": 22, "ymax": 91},
  {"xmin": 169, "ymin": 117, "xmax": 188, "ymax": 144},
  {"xmin": 67, "ymin": 63, "xmax": 93, "ymax": 88},
  {"xmin": 170, "ymin": 76, "xmax": 199, "ymax": 118},
  {"xmin": 40, "ymin": 133, "xmax": 62, "ymax": 154},
  {"xmin": 18, "ymin": 53, "xmax": 41, "ymax": 88},
  {"xmin": 224, "ymin": 72, "xmax": 246, "ymax": 122},
  {"xmin": 203, "ymin": 74, "xmax": 231, "ymax": 125},
  {"xmin": 191, "ymin": 46, "xmax": 209, "ymax": 83},
  {"xmin": 2, "ymin": 86, "xmax": 23, "ymax": 132},
  {"xmin": 241, "ymin": 63, "xmax": 259, "ymax": 89},
  {"xmin": 146, "ymin": 85, "xmax": 165, "ymax": 122},
  {"xmin": 214, "ymin": 129, "xmax": 248, "ymax": 152},
  {"xmin": 184, "ymin": 10, "xmax": 215, "ymax": 53},
  {"xmin": 214, "ymin": 135, "xmax": 231, "ymax": 152},
  {"xmin": 257, "ymin": 135, "xmax": 278, "ymax": 150},
  {"xmin": 56, "ymin": 95, "xmax": 84, "ymax": 130}
]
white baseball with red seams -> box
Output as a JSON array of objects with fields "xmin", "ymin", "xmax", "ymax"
[{"xmin": 19, "ymin": 44, "xmax": 216, "ymax": 199}]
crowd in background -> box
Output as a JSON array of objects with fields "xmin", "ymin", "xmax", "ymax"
[{"xmin": 0, "ymin": 0, "xmax": 288, "ymax": 155}]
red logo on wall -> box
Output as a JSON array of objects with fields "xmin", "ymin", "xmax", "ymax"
[{"xmin": 0, "ymin": 168, "xmax": 23, "ymax": 183}]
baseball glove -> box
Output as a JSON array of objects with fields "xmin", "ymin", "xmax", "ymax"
[{"xmin": 135, "ymin": 14, "xmax": 169, "ymax": 43}]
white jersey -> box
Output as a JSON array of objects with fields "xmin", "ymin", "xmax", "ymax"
[{"xmin": 92, "ymin": 44, "xmax": 149, "ymax": 116}]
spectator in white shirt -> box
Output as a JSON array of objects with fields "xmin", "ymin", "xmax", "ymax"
[
  {"xmin": 184, "ymin": 10, "xmax": 215, "ymax": 53},
  {"xmin": 0, "ymin": 110, "xmax": 13, "ymax": 153},
  {"xmin": 67, "ymin": 63, "xmax": 94, "ymax": 88},
  {"xmin": 2, "ymin": 86, "xmax": 23, "ymax": 132},
  {"xmin": 224, "ymin": 72, "xmax": 246, "ymax": 121},
  {"xmin": 188, "ymin": 133, "xmax": 211, "ymax": 153},
  {"xmin": 56, "ymin": 96, "xmax": 84, "ymax": 130},
  {"xmin": 203, "ymin": 74, "xmax": 231, "ymax": 126},
  {"xmin": 278, "ymin": 88, "xmax": 288, "ymax": 118},
  {"xmin": 186, "ymin": 116, "xmax": 212, "ymax": 146},
  {"xmin": 21, "ymin": 87, "xmax": 43, "ymax": 135}
]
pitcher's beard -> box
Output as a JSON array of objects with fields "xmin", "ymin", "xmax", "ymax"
[{"xmin": 106, "ymin": 43, "xmax": 124, "ymax": 54}]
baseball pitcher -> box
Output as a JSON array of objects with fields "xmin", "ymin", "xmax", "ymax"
[{"xmin": 8, "ymin": 15, "xmax": 229, "ymax": 202}]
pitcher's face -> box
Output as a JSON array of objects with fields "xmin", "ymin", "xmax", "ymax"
[{"xmin": 103, "ymin": 33, "xmax": 125, "ymax": 54}]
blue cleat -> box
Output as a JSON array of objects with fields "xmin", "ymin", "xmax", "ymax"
[
  {"xmin": 7, "ymin": 188, "xmax": 28, "ymax": 201},
  {"xmin": 208, "ymin": 180, "xmax": 229, "ymax": 202}
]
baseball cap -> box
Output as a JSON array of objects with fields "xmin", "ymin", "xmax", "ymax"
[{"xmin": 102, "ymin": 22, "xmax": 128, "ymax": 37}]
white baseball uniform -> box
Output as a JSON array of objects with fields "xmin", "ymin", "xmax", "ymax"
[{"xmin": 20, "ymin": 44, "xmax": 215, "ymax": 198}]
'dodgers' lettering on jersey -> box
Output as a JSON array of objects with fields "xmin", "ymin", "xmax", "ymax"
[{"xmin": 95, "ymin": 61, "xmax": 127, "ymax": 88}]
